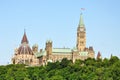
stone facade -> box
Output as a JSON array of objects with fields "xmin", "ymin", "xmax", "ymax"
[
  {"xmin": 12, "ymin": 32, "xmax": 39, "ymax": 66},
  {"xmin": 12, "ymin": 13, "xmax": 95, "ymax": 66}
]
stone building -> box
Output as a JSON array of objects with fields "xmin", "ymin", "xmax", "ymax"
[
  {"xmin": 12, "ymin": 32, "xmax": 39, "ymax": 66},
  {"xmin": 12, "ymin": 13, "xmax": 95, "ymax": 66}
]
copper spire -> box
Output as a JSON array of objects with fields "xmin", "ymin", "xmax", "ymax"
[
  {"xmin": 97, "ymin": 51, "xmax": 101, "ymax": 59},
  {"xmin": 79, "ymin": 13, "xmax": 85, "ymax": 27},
  {"xmin": 21, "ymin": 30, "xmax": 29, "ymax": 44}
]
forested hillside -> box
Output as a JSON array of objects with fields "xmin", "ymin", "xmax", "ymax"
[{"xmin": 0, "ymin": 56, "xmax": 120, "ymax": 80}]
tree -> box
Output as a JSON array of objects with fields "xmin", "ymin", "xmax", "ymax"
[
  {"xmin": 84, "ymin": 58, "xmax": 96, "ymax": 66},
  {"xmin": 109, "ymin": 56, "xmax": 119, "ymax": 65},
  {"xmin": 47, "ymin": 75, "xmax": 64, "ymax": 80},
  {"xmin": 0, "ymin": 56, "xmax": 120, "ymax": 80},
  {"xmin": 60, "ymin": 58, "xmax": 72, "ymax": 68}
]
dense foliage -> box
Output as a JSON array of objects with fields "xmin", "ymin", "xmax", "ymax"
[{"xmin": 0, "ymin": 56, "xmax": 120, "ymax": 80}]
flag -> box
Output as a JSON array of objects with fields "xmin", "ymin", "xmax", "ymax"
[{"xmin": 81, "ymin": 8, "xmax": 85, "ymax": 10}]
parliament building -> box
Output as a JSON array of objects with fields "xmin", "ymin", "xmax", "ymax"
[{"xmin": 12, "ymin": 14, "xmax": 95, "ymax": 66}]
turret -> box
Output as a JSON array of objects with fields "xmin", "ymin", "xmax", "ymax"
[
  {"xmin": 32, "ymin": 44, "xmax": 38, "ymax": 53},
  {"xmin": 97, "ymin": 51, "xmax": 102, "ymax": 59},
  {"xmin": 88, "ymin": 46, "xmax": 95, "ymax": 58},
  {"xmin": 45, "ymin": 40, "xmax": 52, "ymax": 55}
]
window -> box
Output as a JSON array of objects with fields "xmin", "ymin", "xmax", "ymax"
[
  {"xmin": 80, "ymin": 42, "xmax": 84, "ymax": 45},
  {"xmin": 80, "ymin": 36, "xmax": 84, "ymax": 38}
]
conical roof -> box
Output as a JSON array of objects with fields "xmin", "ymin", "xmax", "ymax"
[
  {"xmin": 18, "ymin": 44, "xmax": 33, "ymax": 55},
  {"xmin": 79, "ymin": 13, "xmax": 85, "ymax": 27},
  {"xmin": 21, "ymin": 31, "xmax": 29, "ymax": 44},
  {"xmin": 97, "ymin": 51, "xmax": 101, "ymax": 59},
  {"xmin": 18, "ymin": 31, "xmax": 33, "ymax": 55}
]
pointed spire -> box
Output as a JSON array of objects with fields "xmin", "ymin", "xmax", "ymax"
[
  {"xmin": 97, "ymin": 51, "xmax": 102, "ymax": 59},
  {"xmin": 21, "ymin": 29, "xmax": 29, "ymax": 44},
  {"xmin": 79, "ymin": 13, "xmax": 85, "ymax": 27}
]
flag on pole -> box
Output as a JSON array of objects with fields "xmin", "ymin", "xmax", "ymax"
[{"xmin": 81, "ymin": 8, "xmax": 85, "ymax": 10}]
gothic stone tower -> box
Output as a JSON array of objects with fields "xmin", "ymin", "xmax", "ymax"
[
  {"xmin": 45, "ymin": 40, "xmax": 52, "ymax": 60},
  {"xmin": 77, "ymin": 13, "xmax": 86, "ymax": 51}
]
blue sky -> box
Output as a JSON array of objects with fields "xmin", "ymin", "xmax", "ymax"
[{"xmin": 0, "ymin": 0, "xmax": 120, "ymax": 65}]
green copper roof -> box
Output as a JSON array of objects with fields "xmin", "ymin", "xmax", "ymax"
[
  {"xmin": 79, "ymin": 13, "xmax": 85, "ymax": 27},
  {"xmin": 34, "ymin": 48, "xmax": 72, "ymax": 57},
  {"xmin": 34, "ymin": 51, "xmax": 46, "ymax": 57},
  {"xmin": 52, "ymin": 48, "xmax": 72, "ymax": 53},
  {"xmin": 72, "ymin": 47, "xmax": 77, "ymax": 51},
  {"xmin": 79, "ymin": 51, "xmax": 88, "ymax": 56}
]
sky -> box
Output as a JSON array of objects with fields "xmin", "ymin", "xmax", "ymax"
[{"xmin": 0, "ymin": 0, "xmax": 120, "ymax": 65}]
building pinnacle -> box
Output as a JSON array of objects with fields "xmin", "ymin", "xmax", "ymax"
[{"xmin": 79, "ymin": 13, "xmax": 85, "ymax": 27}]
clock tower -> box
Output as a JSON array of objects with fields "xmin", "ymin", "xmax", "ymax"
[{"xmin": 76, "ymin": 13, "xmax": 86, "ymax": 51}]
